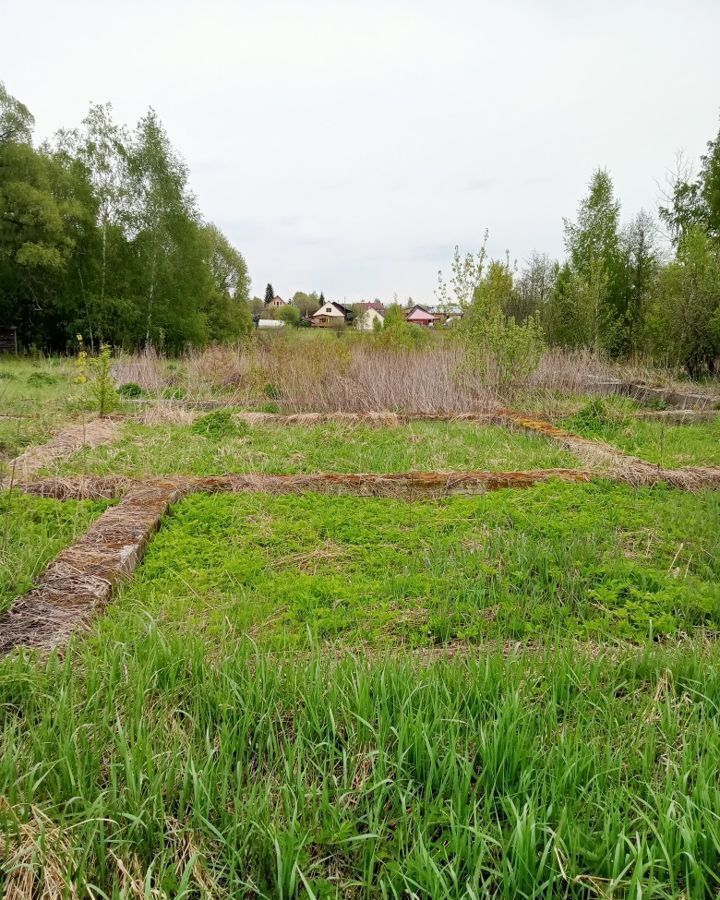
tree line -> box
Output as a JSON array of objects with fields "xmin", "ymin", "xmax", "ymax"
[
  {"xmin": 439, "ymin": 119, "xmax": 720, "ymax": 376},
  {"xmin": 0, "ymin": 83, "xmax": 252, "ymax": 351}
]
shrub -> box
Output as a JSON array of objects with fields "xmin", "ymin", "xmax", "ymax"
[
  {"xmin": 117, "ymin": 382, "xmax": 145, "ymax": 399},
  {"xmin": 190, "ymin": 409, "xmax": 249, "ymax": 439},
  {"xmin": 457, "ymin": 261, "xmax": 544, "ymax": 396},
  {"xmin": 566, "ymin": 397, "xmax": 634, "ymax": 435},
  {"xmin": 74, "ymin": 339, "xmax": 118, "ymax": 416},
  {"xmin": 26, "ymin": 371, "xmax": 58, "ymax": 386}
]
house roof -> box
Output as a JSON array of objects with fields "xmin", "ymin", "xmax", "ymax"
[
  {"xmin": 356, "ymin": 301, "xmax": 385, "ymax": 311},
  {"xmin": 311, "ymin": 301, "xmax": 350, "ymax": 318},
  {"xmin": 405, "ymin": 304, "xmax": 436, "ymax": 320}
]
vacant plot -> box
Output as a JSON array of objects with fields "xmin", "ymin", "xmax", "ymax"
[
  {"xmin": 3, "ymin": 352, "xmax": 720, "ymax": 897},
  {"xmin": 39, "ymin": 417, "xmax": 578, "ymax": 478},
  {"xmin": 96, "ymin": 483, "xmax": 720, "ymax": 649},
  {"xmin": 0, "ymin": 492, "xmax": 110, "ymax": 615},
  {"xmin": 564, "ymin": 403, "xmax": 720, "ymax": 467}
]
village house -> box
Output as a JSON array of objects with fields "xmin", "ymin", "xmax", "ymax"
[
  {"xmin": 265, "ymin": 295, "xmax": 286, "ymax": 309},
  {"xmin": 356, "ymin": 306, "xmax": 385, "ymax": 330},
  {"xmin": 405, "ymin": 304, "xmax": 437, "ymax": 327},
  {"xmin": 310, "ymin": 301, "xmax": 354, "ymax": 327}
]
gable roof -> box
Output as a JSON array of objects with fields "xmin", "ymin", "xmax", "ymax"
[
  {"xmin": 311, "ymin": 301, "xmax": 347, "ymax": 318},
  {"xmin": 406, "ymin": 304, "xmax": 436, "ymax": 320},
  {"xmin": 356, "ymin": 301, "xmax": 385, "ymax": 312}
]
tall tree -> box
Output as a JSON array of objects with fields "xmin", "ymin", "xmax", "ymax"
[
  {"xmin": 618, "ymin": 210, "xmax": 659, "ymax": 352},
  {"xmin": 661, "ymin": 121, "xmax": 720, "ymax": 242},
  {"xmin": 0, "ymin": 81, "xmax": 34, "ymax": 143},
  {"xmin": 563, "ymin": 168, "xmax": 623, "ymax": 352},
  {"xmin": 264, "ymin": 283, "xmax": 275, "ymax": 303}
]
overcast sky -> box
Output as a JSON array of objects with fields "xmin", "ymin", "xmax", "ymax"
[{"xmin": 4, "ymin": 0, "xmax": 720, "ymax": 303}]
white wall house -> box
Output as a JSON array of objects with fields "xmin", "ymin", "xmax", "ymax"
[
  {"xmin": 310, "ymin": 301, "xmax": 351, "ymax": 327},
  {"xmin": 356, "ymin": 307, "xmax": 385, "ymax": 330}
]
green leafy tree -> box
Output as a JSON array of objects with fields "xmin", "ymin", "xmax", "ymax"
[
  {"xmin": 277, "ymin": 304, "xmax": 301, "ymax": 327},
  {"xmin": 661, "ymin": 122, "xmax": 720, "ymax": 242},
  {"xmin": 646, "ymin": 227, "xmax": 720, "ymax": 375},
  {"xmin": 458, "ymin": 258, "xmax": 544, "ymax": 396},
  {"xmin": 563, "ymin": 168, "xmax": 623, "ymax": 352},
  {"xmin": 292, "ymin": 291, "xmax": 320, "ymax": 318}
]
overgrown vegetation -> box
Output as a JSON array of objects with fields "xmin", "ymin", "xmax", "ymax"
[
  {"xmin": 42, "ymin": 419, "xmax": 577, "ymax": 478},
  {"xmin": 4, "ymin": 636, "xmax": 720, "ymax": 896},
  {"xmin": 0, "ymin": 492, "xmax": 109, "ymax": 614},
  {"xmin": 109, "ymin": 484, "xmax": 720, "ymax": 646},
  {"xmin": 566, "ymin": 401, "xmax": 720, "ymax": 467}
]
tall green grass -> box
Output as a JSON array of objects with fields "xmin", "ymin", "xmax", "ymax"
[
  {"xmin": 0, "ymin": 492, "xmax": 110, "ymax": 614},
  {"xmin": 2, "ymin": 634, "xmax": 720, "ymax": 897},
  {"xmin": 40, "ymin": 419, "xmax": 577, "ymax": 478}
]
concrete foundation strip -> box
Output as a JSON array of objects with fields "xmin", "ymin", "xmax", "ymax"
[
  {"xmin": 3, "ymin": 409, "xmax": 720, "ymax": 653},
  {"xmin": 0, "ymin": 479, "xmax": 188, "ymax": 653}
]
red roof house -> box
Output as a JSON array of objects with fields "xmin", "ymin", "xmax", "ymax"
[{"xmin": 405, "ymin": 304, "xmax": 437, "ymax": 327}]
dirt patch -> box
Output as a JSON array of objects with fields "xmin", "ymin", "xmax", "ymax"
[
  {"xmin": 3, "ymin": 417, "xmax": 122, "ymax": 482},
  {"xmin": 0, "ymin": 479, "xmax": 187, "ymax": 653}
]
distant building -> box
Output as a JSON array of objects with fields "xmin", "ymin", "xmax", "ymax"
[
  {"xmin": 265, "ymin": 295, "xmax": 286, "ymax": 309},
  {"xmin": 405, "ymin": 304, "xmax": 437, "ymax": 327},
  {"xmin": 356, "ymin": 307, "xmax": 385, "ymax": 331},
  {"xmin": 310, "ymin": 301, "xmax": 354, "ymax": 327},
  {"xmin": 257, "ymin": 318, "xmax": 285, "ymax": 329}
]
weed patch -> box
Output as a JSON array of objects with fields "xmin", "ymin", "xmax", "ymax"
[{"xmin": 109, "ymin": 482, "xmax": 720, "ymax": 647}]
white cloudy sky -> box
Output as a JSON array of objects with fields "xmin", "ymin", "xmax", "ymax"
[{"xmin": 4, "ymin": 0, "xmax": 720, "ymax": 302}]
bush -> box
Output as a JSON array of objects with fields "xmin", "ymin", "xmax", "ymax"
[
  {"xmin": 457, "ymin": 261, "xmax": 544, "ymax": 396},
  {"xmin": 566, "ymin": 397, "xmax": 634, "ymax": 435},
  {"xmin": 117, "ymin": 382, "xmax": 145, "ymax": 398},
  {"xmin": 26, "ymin": 371, "xmax": 58, "ymax": 386},
  {"xmin": 190, "ymin": 409, "xmax": 249, "ymax": 439}
]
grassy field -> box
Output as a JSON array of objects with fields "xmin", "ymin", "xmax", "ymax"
[
  {"xmin": 0, "ymin": 492, "xmax": 110, "ymax": 615},
  {"xmin": 564, "ymin": 400, "xmax": 720, "ymax": 467},
  {"xmin": 39, "ymin": 416, "xmax": 578, "ymax": 477},
  {"xmin": 103, "ymin": 483, "xmax": 720, "ymax": 648},
  {"xmin": 3, "ymin": 636, "xmax": 720, "ymax": 897},
  {"xmin": 3, "ymin": 354, "xmax": 720, "ymax": 897}
]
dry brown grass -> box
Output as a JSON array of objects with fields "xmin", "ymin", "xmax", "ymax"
[
  {"xmin": 0, "ymin": 800, "xmax": 76, "ymax": 899},
  {"xmin": 110, "ymin": 341, "xmax": 636, "ymax": 413},
  {"xmin": 2, "ymin": 417, "xmax": 121, "ymax": 482}
]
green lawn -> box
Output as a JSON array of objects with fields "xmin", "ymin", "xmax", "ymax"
[
  {"xmin": 41, "ymin": 417, "xmax": 578, "ymax": 477},
  {"xmin": 103, "ymin": 482, "xmax": 720, "ymax": 648},
  {"xmin": 2, "ymin": 635, "xmax": 720, "ymax": 896},
  {"xmin": 0, "ymin": 491, "xmax": 110, "ymax": 615},
  {"xmin": 564, "ymin": 401, "xmax": 720, "ymax": 467}
]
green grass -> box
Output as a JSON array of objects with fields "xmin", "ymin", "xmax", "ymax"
[
  {"xmin": 3, "ymin": 636, "xmax": 720, "ymax": 897},
  {"xmin": 40, "ymin": 419, "xmax": 578, "ymax": 477},
  {"xmin": 0, "ymin": 491, "xmax": 110, "ymax": 614},
  {"xmin": 0, "ymin": 356, "xmax": 103, "ymax": 465},
  {"xmin": 564, "ymin": 400, "xmax": 720, "ymax": 467},
  {"xmin": 104, "ymin": 482, "xmax": 720, "ymax": 648}
]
